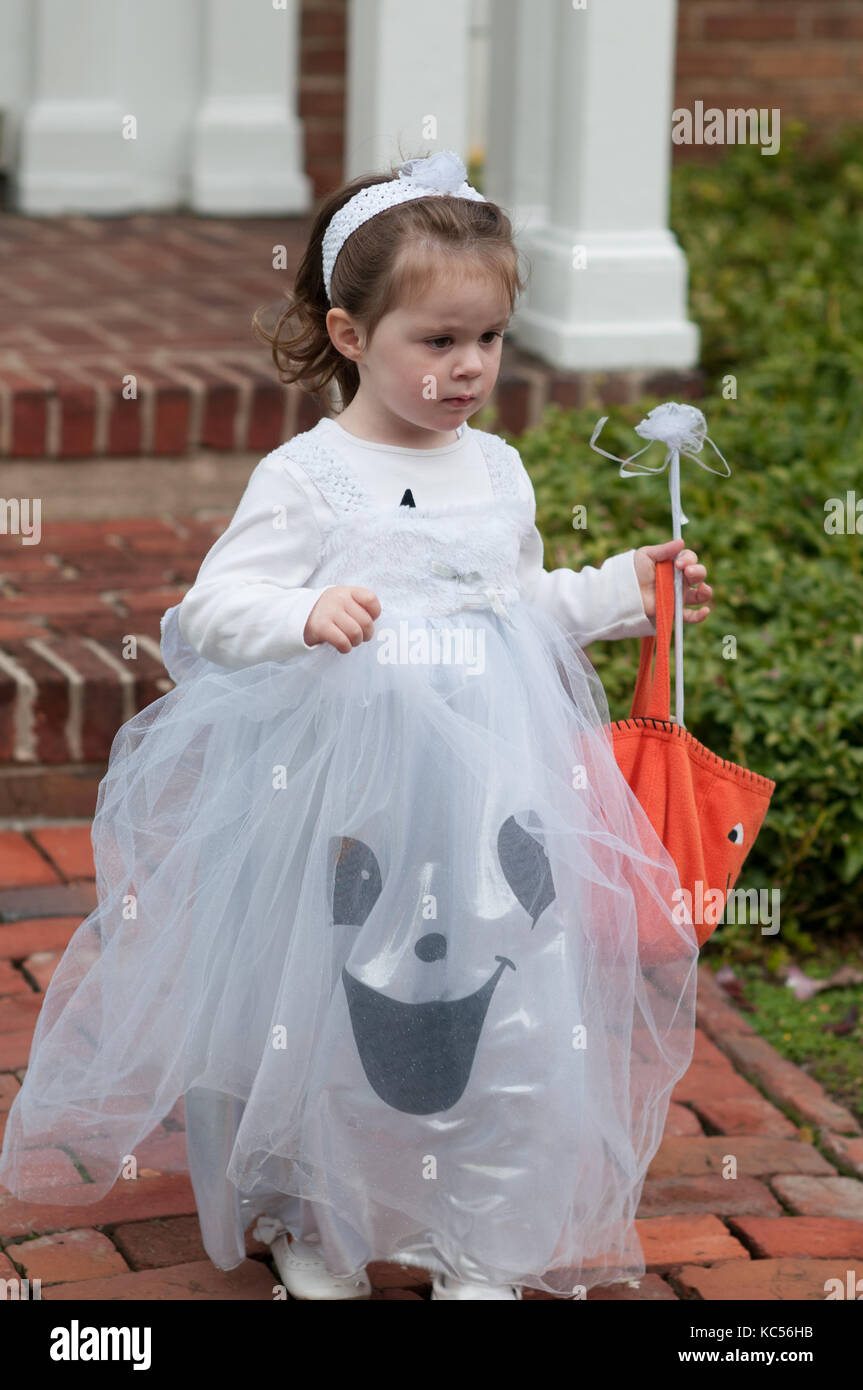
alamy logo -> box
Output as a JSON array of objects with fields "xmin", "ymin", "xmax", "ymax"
[
  {"xmin": 49, "ymin": 1321, "xmax": 151, "ymax": 1370},
  {"xmin": 0, "ymin": 1277, "xmax": 42, "ymax": 1300},
  {"xmin": 0, "ymin": 497, "xmax": 41, "ymax": 545},
  {"xmin": 377, "ymin": 621, "xmax": 486, "ymax": 674},
  {"xmin": 672, "ymin": 101, "xmax": 780, "ymax": 155}
]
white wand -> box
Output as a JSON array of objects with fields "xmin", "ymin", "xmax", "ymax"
[{"xmin": 589, "ymin": 402, "xmax": 730, "ymax": 728}]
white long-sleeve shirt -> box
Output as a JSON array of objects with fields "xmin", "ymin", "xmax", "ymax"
[{"xmin": 177, "ymin": 416, "xmax": 657, "ymax": 670}]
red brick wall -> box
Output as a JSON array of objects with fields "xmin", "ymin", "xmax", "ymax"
[
  {"xmin": 299, "ymin": 0, "xmax": 347, "ymax": 199},
  {"xmin": 674, "ymin": 0, "xmax": 863, "ymax": 159},
  {"xmin": 298, "ymin": 0, "xmax": 863, "ymax": 196}
]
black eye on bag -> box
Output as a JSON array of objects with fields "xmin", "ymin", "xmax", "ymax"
[
  {"xmin": 497, "ymin": 812, "xmax": 556, "ymax": 928},
  {"xmin": 331, "ymin": 836, "xmax": 382, "ymax": 925}
]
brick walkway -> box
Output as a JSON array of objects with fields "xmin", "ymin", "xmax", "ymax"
[{"xmin": 1, "ymin": 825, "xmax": 862, "ymax": 1301}]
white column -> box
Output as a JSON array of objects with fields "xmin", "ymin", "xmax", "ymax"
[
  {"xmin": 512, "ymin": 0, "xmax": 698, "ymax": 371},
  {"xmin": 15, "ymin": 0, "xmax": 134, "ymax": 213},
  {"xmin": 191, "ymin": 0, "xmax": 311, "ymax": 215},
  {"xmin": 346, "ymin": 0, "xmax": 472, "ymax": 175},
  {"xmin": 0, "ymin": 0, "xmax": 33, "ymax": 170},
  {"xmin": 484, "ymin": 0, "xmax": 556, "ymax": 238}
]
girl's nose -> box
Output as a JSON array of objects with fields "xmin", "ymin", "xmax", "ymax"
[
  {"xmin": 453, "ymin": 351, "xmax": 484, "ymax": 378},
  {"xmin": 415, "ymin": 932, "xmax": 447, "ymax": 962}
]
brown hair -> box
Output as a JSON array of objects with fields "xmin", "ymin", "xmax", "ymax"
[{"xmin": 253, "ymin": 154, "xmax": 528, "ymax": 411}]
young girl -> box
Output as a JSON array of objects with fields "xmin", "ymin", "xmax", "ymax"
[{"xmin": 0, "ymin": 150, "xmax": 712, "ymax": 1301}]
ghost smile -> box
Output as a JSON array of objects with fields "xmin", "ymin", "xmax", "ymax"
[{"xmin": 342, "ymin": 955, "xmax": 516, "ymax": 1114}]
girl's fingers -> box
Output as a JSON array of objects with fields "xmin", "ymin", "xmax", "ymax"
[
  {"xmin": 678, "ymin": 573, "xmax": 713, "ymax": 622},
  {"xmin": 683, "ymin": 587, "xmax": 712, "ymax": 620},
  {"xmin": 343, "ymin": 597, "xmax": 377, "ymax": 640},
  {"xmin": 677, "ymin": 560, "xmax": 707, "ymax": 582},
  {"xmin": 332, "ymin": 612, "xmax": 368, "ymax": 648},
  {"xmin": 351, "ymin": 586, "xmax": 382, "ymax": 618},
  {"xmin": 322, "ymin": 621, "xmax": 354, "ymax": 653},
  {"xmin": 317, "ymin": 593, "xmax": 380, "ymax": 652}
]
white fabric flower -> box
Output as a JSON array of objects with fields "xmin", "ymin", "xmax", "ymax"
[
  {"xmin": 397, "ymin": 151, "xmax": 470, "ymax": 194},
  {"xmin": 634, "ymin": 402, "xmax": 708, "ymax": 455}
]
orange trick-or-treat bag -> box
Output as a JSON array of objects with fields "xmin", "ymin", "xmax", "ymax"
[{"xmin": 610, "ymin": 556, "xmax": 776, "ymax": 964}]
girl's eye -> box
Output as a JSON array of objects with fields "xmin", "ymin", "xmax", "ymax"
[{"xmin": 425, "ymin": 332, "xmax": 504, "ymax": 349}]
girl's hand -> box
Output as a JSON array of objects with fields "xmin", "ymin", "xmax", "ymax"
[
  {"xmin": 633, "ymin": 538, "xmax": 713, "ymax": 624},
  {"xmin": 304, "ymin": 585, "xmax": 382, "ymax": 653}
]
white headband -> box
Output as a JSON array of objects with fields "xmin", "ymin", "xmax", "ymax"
[{"xmin": 321, "ymin": 150, "xmax": 487, "ymax": 304}]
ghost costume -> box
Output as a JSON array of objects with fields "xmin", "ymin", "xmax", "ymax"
[{"xmin": 0, "ymin": 416, "xmax": 698, "ymax": 1296}]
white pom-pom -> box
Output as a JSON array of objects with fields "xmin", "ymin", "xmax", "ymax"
[
  {"xmin": 397, "ymin": 150, "xmax": 468, "ymax": 194},
  {"xmin": 634, "ymin": 402, "xmax": 707, "ymax": 454}
]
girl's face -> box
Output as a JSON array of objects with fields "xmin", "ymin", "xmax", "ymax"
[{"xmin": 328, "ymin": 265, "xmax": 511, "ymax": 443}]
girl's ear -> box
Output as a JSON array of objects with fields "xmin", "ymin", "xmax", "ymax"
[{"xmin": 326, "ymin": 308, "xmax": 365, "ymax": 362}]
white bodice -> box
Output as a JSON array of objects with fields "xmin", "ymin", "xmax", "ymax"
[{"xmin": 282, "ymin": 424, "xmax": 534, "ymax": 623}]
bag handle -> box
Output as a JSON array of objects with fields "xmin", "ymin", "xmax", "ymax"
[{"xmin": 629, "ymin": 558, "xmax": 678, "ymax": 722}]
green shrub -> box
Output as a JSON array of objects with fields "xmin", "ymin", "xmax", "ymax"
[{"xmin": 504, "ymin": 120, "xmax": 863, "ymax": 956}]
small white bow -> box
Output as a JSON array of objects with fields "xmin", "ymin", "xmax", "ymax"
[
  {"xmin": 430, "ymin": 560, "xmax": 513, "ymax": 622},
  {"xmin": 461, "ymin": 587, "xmax": 513, "ymax": 621},
  {"xmin": 252, "ymin": 1215, "xmax": 290, "ymax": 1244},
  {"xmin": 430, "ymin": 561, "xmax": 484, "ymax": 585}
]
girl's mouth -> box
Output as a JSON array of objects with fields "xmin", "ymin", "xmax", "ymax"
[{"xmin": 444, "ymin": 395, "xmax": 476, "ymax": 406}]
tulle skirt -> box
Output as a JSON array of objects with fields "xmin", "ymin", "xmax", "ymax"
[{"xmin": 0, "ymin": 600, "xmax": 698, "ymax": 1296}]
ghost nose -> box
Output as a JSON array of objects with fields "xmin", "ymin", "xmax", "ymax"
[{"xmin": 414, "ymin": 932, "xmax": 447, "ymax": 962}]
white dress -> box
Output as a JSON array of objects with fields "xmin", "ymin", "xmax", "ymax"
[{"xmin": 0, "ymin": 417, "xmax": 699, "ymax": 1296}]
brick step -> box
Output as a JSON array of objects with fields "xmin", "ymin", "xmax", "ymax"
[
  {"xmin": 0, "ymin": 632, "xmax": 172, "ymax": 759},
  {"xmin": 0, "ymin": 210, "xmax": 706, "ymax": 458},
  {"xmin": 0, "ymin": 351, "xmax": 329, "ymax": 459},
  {"xmin": 0, "ymin": 514, "xmax": 228, "ymax": 811},
  {"xmin": 0, "ymin": 348, "xmax": 705, "ymax": 459}
]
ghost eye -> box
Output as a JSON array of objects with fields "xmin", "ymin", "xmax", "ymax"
[
  {"xmin": 497, "ymin": 812, "xmax": 556, "ymax": 928},
  {"xmin": 728, "ymin": 823, "xmax": 745, "ymax": 847},
  {"xmin": 331, "ymin": 836, "xmax": 382, "ymax": 925}
]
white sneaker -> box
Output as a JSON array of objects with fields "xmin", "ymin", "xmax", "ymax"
[
  {"xmin": 431, "ymin": 1274, "xmax": 523, "ymax": 1300},
  {"xmin": 252, "ymin": 1217, "xmax": 371, "ymax": 1300}
]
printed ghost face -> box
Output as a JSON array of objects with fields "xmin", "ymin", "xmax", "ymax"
[
  {"xmin": 691, "ymin": 794, "xmax": 769, "ymax": 946},
  {"xmin": 725, "ymin": 822, "xmax": 744, "ymax": 887},
  {"xmin": 330, "ymin": 812, "xmax": 556, "ymax": 1115}
]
